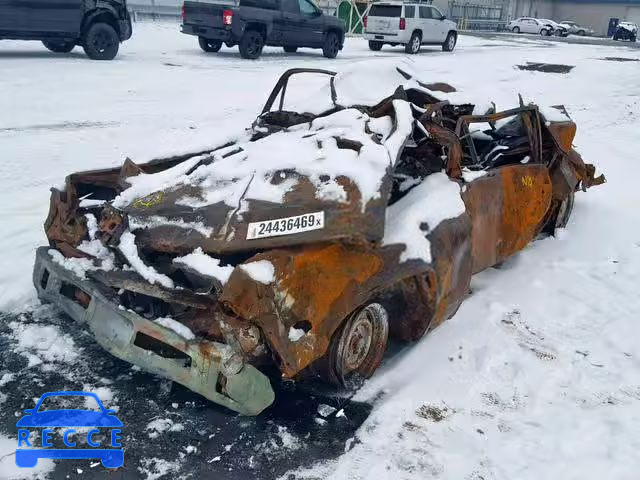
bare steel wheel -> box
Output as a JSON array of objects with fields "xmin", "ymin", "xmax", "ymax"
[{"xmin": 327, "ymin": 303, "xmax": 389, "ymax": 385}]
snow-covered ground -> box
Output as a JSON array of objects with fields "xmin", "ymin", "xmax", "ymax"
[{"xmin": 1, "ymin": 21, "xmax": 640, "ymax": 480}]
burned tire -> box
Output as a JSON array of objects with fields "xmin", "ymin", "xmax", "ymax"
[
  {"xmin": 283, "ymin": 46, "xmax": 298, "ymax": 53},
  {"xmin": 43, "ymin": 40, "xmax": 75, "ymax": 53},
  {"xmin": 554, "ymin": 192, "xmax": 575, "ymax": 230},
  {"xmin": 239, "ymin": 30, "xmax": 264, "ymax": 59},
  {"xmin": 442, "ymin": 31, "xmax": 457, "ymax": 51},
  {"xmin": 199, "ymin": 37, "xmax": 222, "ymax": 52},
  {"xmin": 82, "ymin": 22, "xmax": 119, "ymax": 60},
  {"xmin": 512, "ymin": 26, "xmax": 520, "ymax": 33},
  {"xmin": 368, "ymin": 40, "xmax": 383, "ymax": 51},
  {"xmin": 322, "ymin": 31, "xmax": 340, "ymax": 58},
  {"xmin": 325, "ymin": 303, "xmax": 389, "ymax": 385},
  {"xmin": 405, "ymin": 31, "xmax": 421, "ymax": 54}
]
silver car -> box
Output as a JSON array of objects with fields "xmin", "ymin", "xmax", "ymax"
[
  {"xmin": 560, "ymin": 20, "xmax": 594, "ymax": 36},
  {"xmin": 363, "ymin": 2, "xmax": 458, "ymax": 53}
]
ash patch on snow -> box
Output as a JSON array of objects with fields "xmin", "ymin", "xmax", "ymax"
[
  {"xmin": 601, "ymin": 57, "xmax": 639, "ymax": 62},
  {"xmin": 516, "ymin": 62, "xmax": 574, "ymax": 73},
  {"xmin": 415, "ymin": 404, "xmax": 452, "ymax": 423}
]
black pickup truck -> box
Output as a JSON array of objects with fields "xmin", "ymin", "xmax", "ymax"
[
  {"xmin": 181, "ymin": 0, "xmax": 345, "ymax": 59},
  {"xmin": 0, "ymin": 0, "xmax": 132, "ymax": 60}
]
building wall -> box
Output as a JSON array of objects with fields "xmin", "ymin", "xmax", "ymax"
[
  {"xmin": 511, "ymin": 0, "xmax": 555, "ymax": 19},
  {"xmin": 553, "ymin": 3, "xmax": 640, "ymax": 34}
]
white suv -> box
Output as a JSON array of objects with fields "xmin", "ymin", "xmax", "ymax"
[{"xmin": 363, "ymin": 2, "xmax": 458, "ymax": 53}]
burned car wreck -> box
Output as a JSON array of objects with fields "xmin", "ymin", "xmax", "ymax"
[{"xmin": 33, "ymin": 67, "xmax": 604, "ymax": 415}]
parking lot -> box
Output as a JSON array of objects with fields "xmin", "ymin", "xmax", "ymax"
[{"xmin": 1, "ymin": 20, "xmax": 640, "ymax": 480}]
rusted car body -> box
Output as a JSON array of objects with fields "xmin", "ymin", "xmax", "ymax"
[{"xmin": 33, "ymin": 67, "xmax": 604, "ymax": 415}]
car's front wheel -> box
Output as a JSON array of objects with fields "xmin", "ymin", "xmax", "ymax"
[
  {"xmin": 577, "ymin": 29, "xmax": 585, "ymax": 35},
  {"xmin": 324, "ymin": 303, "xmax": 389, "ymax": 385},
  {"xmin": 442, "ymin": 31, "xmax": 457, "ymax": 51},
  {"xmin": 42, "ymin": 40, "xmax": 75, "ymax": 53},
  {"xmin": 239, "ymin": 30, "xmax": 264, "ymax": 59},
  {"xmin": 512, "ymin": 26, "xmax": 520, "ymax": 33},
  {"xmin": 540, "ymin": 28, "xmax": 549, "ymax": 36},
  {"xmin": 322, "ymin": 31, "xmax": 340, "ymax": 58},
  {"xmin": 405, "ymin": 31, "xmax": 421, "ymax": 54},
  {"xmin": 83, "ymin": 22, "xmax": 119, "ymax": 60},
  {"xmin": 368, "ymin": 40, "xmax": 383, "ymax": 51},
  {"xmin": 199, "ymin": 37, "xmax": 222, "ymax": 52}
]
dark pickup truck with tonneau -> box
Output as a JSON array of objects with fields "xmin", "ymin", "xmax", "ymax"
[
  {"xmin": 0, "ymin": 0, "xmax": 132, "ymax": 60},
  {"xmin": 181, "ymin": 0, "xmax": 345, "ymax": 59}
]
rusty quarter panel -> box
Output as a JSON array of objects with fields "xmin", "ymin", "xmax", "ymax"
[
  {"xmin": 464, "ymin": 165, "xmax": 552, "ymax": 272},
  {"xmin": 498, "ymin": 165, "xmax": 552, "ymax": 260}
]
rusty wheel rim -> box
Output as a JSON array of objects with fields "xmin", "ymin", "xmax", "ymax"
[
  {"xmin": 332, "ymin": 303, "xmax": 389, "ymax": 384},
  {"xmin": 342, "ymin": 311, "xmax": 374, "ymax": 373}
]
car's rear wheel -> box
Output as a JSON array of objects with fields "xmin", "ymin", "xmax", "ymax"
[
  {"xmin": 322, "ymin": 31, "xmax": 340, "ymax": 58},
  {"xmin": 42, "ymin": 40, "xmax": 75, "ymax": 53},
  {"xmin": 83, "ymin": 22, "xmax": 119, "ymax": 60},
  {"xmin": 199, "ymin": 37, "xmax": 222, "ymax": 52},
  {"xmin": 368, "ymin": 40, "xmax": 383, "ymax": 51},
  {"xmin": 405, "ymin": 31, "xmax": 421, "ymax": 54},
  {"xmin": 512, "ymin": 26, "xmax": 520, "ymax": 33},
  {"xmin": 442, "ymin": 31, "xmax": 457, "ymax": 51},
  {"xmin": 577, "ymin": 29, "xmax": 585, "ymax": 35},
  {"xmin": 554, "ymin": 192, "xmax": 575, "ymax": 231},
  {"xmin": 283, "ymin": 46, "xmax": 298, "ymax": 53},
  {"xmin": 239, "ymin": 30, "xmax": 264, "ymax": 59},
  {"xmin": 324, "ymin": 303, "xmax": 389, "ymax": 385}
]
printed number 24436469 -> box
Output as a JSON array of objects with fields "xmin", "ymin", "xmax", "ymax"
[{"xmin": 246, "ymin": 211, "xmax": 324, "ymax": 240}]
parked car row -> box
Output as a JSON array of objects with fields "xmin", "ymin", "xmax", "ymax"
[
  {"xmin": 0, "ymin": 0, "xmax": 459, "ymax": 61},
  {"xmin": 183, "ymin": 0, "xmax": 458, "ymax": 58},
  {"xmin": 506, "ymin": 17, "xmax": 583, "ymax": 37}
]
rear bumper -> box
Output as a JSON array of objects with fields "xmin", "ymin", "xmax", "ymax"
[
  {"xmin": 363, "ymin": 32, "xmax": 406, "ymax": 43},
  {"xmin": 181, "ymin": 23, "xmax": 232, "ymax": 42},
  {"xmin": 33, "ymin": 247, "xmax": 274, "ymax": 416}
]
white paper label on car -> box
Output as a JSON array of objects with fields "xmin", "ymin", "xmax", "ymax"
[{"xmin": 246, "ymin": 211, "xmax": 324, "ymax": 240}]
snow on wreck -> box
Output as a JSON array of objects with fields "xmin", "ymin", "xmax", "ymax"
[{"xmin": 34, "ymin": 63, "xmax": 604, "ymax": 415}]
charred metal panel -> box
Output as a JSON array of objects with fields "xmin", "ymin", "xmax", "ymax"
[
  {"xmin": 497, "ymin": 165, "xmax": 552, "ymax": 261},
  {"xmin": 462, "ymin": 172, "xmax": 504, "ymax": 274}
]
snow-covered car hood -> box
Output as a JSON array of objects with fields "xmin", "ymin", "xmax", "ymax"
[{"xmin": 113, "ymin": 103, "xmax": 414, "ymax": 254}]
